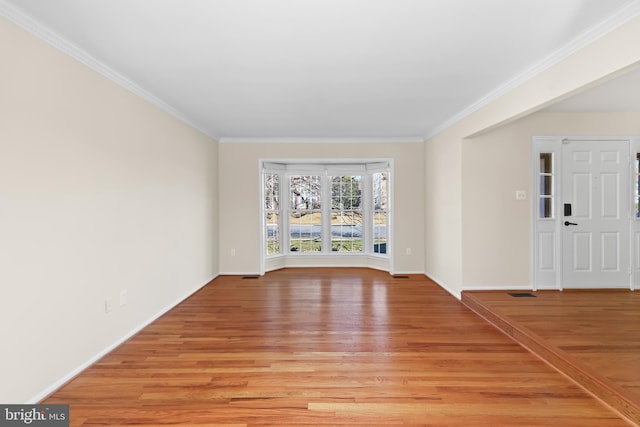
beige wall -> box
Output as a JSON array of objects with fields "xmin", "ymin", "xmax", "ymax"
[
  {"xmin": 462, "ymin": 111, "xmax": 640, "ymax": 289},
  {"xmin": 424, "ymin": 132, "xmax": 463, "ymax": 295},
  {"xmin": 218, "ymin": 142, "xmax": 425, "ymax": 274},
  {"xmin": 0, "ymin": 17, "xmax": 218, "ymax": 403}
]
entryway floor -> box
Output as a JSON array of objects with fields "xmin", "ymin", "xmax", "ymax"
[{"xmin": 463, "ymin": 289, "xmax": 640, "ymax": 425}]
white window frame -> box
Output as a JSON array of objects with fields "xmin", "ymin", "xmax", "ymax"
[{"xmin": 260, "ymin": 159, "xmax": 392, "ymax": 274}]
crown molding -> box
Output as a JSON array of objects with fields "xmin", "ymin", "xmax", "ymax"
[
  {"xmin": 4, "ymin": 0, "xmax": 638, "ymax": 144},
  {"xmin": 424, "ymin": 0, "xmax": 640, "ymax": 140},
  {"xmin": 219, "ymin": 136, "xmax": 425, "ymax": 144},
  {"xmin": 0, "ymin": 0, "xmax": 218, "ymax": 141}
]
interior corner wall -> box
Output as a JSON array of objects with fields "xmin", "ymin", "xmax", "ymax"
[
  {"xmin": 461, "ymin": 111, "xmax": 640, "ymax": 290},
  {"xmin": 424, "ymin": 15, "xmax": 640, "ymax": 299},
  {"xmin": 0, "ymin": 17, "xmax": 219, "ymax": 403},
  {"xmin": 424, "ymin": 130, "xmax": 463, "ymax": 298},
  {"xmin": 217, "ymin": 141, "xmax": 425, "ymax": 275}
]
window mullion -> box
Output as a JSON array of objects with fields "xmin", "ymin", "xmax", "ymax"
[
  {"xmin": 282, "ymin": 173, "xmax": 290, "ymax": 253},
  {"xmin": 321, "ymin": 174, "xmax": 331, "ymax": 254},
  {"xmin": 362, "ymin": 173, "xmax": 372, "ymax": 254}
]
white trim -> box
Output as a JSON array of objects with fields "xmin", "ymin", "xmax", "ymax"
[
  {"xmin": 463, "ymin": 284, "xmax": 533, "ymax": 292},
  {"xmin": 393, "ymin": 270, "xmax": 427, "ymax": 275},
  {"xmin": 363, "ymin": 173, "xmax": 373, "ymax": 259},
  {"xmin": 630, "ymin": 138, "xmax": 640, "ymax": 291},
  {"xmin": 220, "ymin": 137, "xmax": 424, "ymax": 144},
  {"xmin": 262, "ymin": 162, "xmax": 287, "ymax": 171},
  {"xmin": 219, "ymin": 271, "xmax": 263, "ymax": 276},
  {"xmin": 532, "ymin": 136, "xmax": 638, "ymax": 291},
  {"xmin": 270, "ymin": 255, "xmax": 389, "ymax": 270},
  {"xmin": 259, "ymin": 162, "xmax": 266, "ymax": 275},
  {"xmin": 27, "ymin": 274, "xmax": 217, "ymax": 403},
  {"xmin": 426, "ymin": 0, "xmax": 640, "ymax": 140},
  {"xmin": 263, "ymin": 160, "xmax": 390, "ymax": 170},
  {"xmin": 531, "ymin": 136, "xmax": 562, "ymax": 291},
  {"xmin": 425, "ymin": 273, "xmax": 461, "ymax": 300},
  {"xmin": 0, "ymin": 0, "xmax": 217, "ymax": 140},
  {"xmin": 386, "ymin": 159, "xmax": 395, "ymax": 275},
  {"xmin": 4, "ymin": 0, "xmax": 639, "ymax": 144},
  {"xmin": 260, "ymin": 159, "xmax": 392, "ymax": 270},
  {"xmin": 264, "ymin": 258, "xmax": 286, "ymax": 274},
  {"xmin": 320, "ymin": 175, "xmax": 331, "ymax": 250}
]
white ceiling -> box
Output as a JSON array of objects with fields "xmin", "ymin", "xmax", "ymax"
[{"xmin": 1, "ymin": 0, "xmax": 639, "ymax": 141}]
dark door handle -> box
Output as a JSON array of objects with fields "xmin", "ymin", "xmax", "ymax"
[{"xmin": 564, "ymin": 221, "xmax": 578, "ymax": 226}]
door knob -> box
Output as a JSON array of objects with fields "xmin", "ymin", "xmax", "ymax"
[{"xmin": 564, "ymin": 221, "xmax": 578, "ymax": 226}]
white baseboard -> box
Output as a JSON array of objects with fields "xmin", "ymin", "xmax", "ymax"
[
  {"xmin": 425, "ymin": 273, "xmax": 461, "ymax": 300},
  {"xmin": 218, "ymin": 271, "xmax": 263, "ymax": 276},
  {"xmin": 28, "ymin": 274, "xmax": 218, "ymax": 403},
  {"xmin": 393, "ymin": 270, "xmax": 426, "ymax": 275},
  {"xmin": 462, "ymin": 284, "xmax": 532, "ymax": 292}
]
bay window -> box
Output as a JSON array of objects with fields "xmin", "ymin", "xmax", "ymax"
[{"xmin": 261, "ymin": 161, "xmax": 390, "ymax": 262}]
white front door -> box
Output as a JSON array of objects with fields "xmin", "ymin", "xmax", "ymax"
[{"xmin": 561, "ymin": 139, "xmax": 630, "ymax": 288}]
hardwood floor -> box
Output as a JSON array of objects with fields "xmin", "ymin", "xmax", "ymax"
[
  {"xmin": 462, "ymin": 289, "xmax": 640, "ymax": 426},
  {"xmin": 43, "ymin": 269, "xmax": 630, "ymax": 426}
]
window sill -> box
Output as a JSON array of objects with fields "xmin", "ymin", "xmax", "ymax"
[{"xmin": 264, "ymin": 253, "xmax": 390, "ymax": 272}]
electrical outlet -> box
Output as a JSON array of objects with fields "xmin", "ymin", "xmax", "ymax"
[
  {"xmin": 231, "ymin": 248, "xmax": 236, "ymax": 256},
  {"xmin": 105, "ymin": 297, "xmax": 113, "ymax": 314},
  {"xmin": 119, "ymin": 290, "xmax": 127, "ymax": 307},
  {"xmin": 516, "ymin": 190, "xmax": 526, "ymax": 200},
  {"xmin": 406, "ymin": 248, "xmax": 412, "ymax": 255}
]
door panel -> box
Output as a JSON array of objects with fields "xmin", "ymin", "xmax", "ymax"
[
  {"xmin": 562, "ymin": 140, "xmax": 630, "ymax": 288},
  {"xmin": 601, "ymin": 232, "xmax": 619, "ymax": 270},
  {"xmin": 573, "ymin": 173, "xmax": 592, "ymax": 218},
  {"xmin": 572, "ymin": 232, "xmax": 591, "ymax": 271}
]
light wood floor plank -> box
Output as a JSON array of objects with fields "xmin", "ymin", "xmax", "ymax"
[
  {"xmin": 43, "ymin": 269, "xmax": 629, "ymax": 426},
  {"xmin": 463, "ymin": 289, "xmax": 640, "ymax": 426}
]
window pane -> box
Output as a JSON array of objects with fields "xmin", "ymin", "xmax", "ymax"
[
  {"xmin": 265, "ymin": 212, "xmax": 279, "ymax": 255},
  {"xmin": 373, "ymin": 212, "xmax": 387, "ymax": 254},
  {"xmin": 373, "ymin": 172, "xmax": 388, "ymax": 210},
  {"xmin": 264, "ymin": 174, "xmax": 280, "ymax": 255},
  {"xmin": 331, "ymin": 176, "xmax": 361, "ymax": 209},
  {"xmin": 539, "ymin": 197, "xmax": 553, "ymax": 219},
  {"xmin": 264, "ymin": 174, "xmax": 279, "ymax": 210},
  {"xmin": 290, "ymin": 176, "xmax": 322, "ymax": 252},
  {"xmin": 290, "ymin": 175, "xmax": 321, "ymax": 209},
  {"xmin": 540, "ymin": 153, "xmax": 553, "ymax": 174},
  {"xmin": 289, "ymin": 211, "xmax": 321, "ymax": 252},
  {"xmin": 372, "ymin": 172, "xmax": 388, "ymax": 253},
  {"xmin": 538, "ymin": 154, "xmax": 554, "ymax": 219},
  {"xmin": 331, "ymin": 212, "xmax": 363, "ymax": 252},
  {"xmin": 539, "ymin": 175, "xmax": 553, "ymax": 196},
  {"xmin": 331, "ymin": 176, "xmax": 362, "ymax": 252}
]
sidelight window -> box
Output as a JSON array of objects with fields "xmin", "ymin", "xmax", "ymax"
[{"xmin": 539, "ymin": 153, "xmax": 555, "ymax": 219}]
